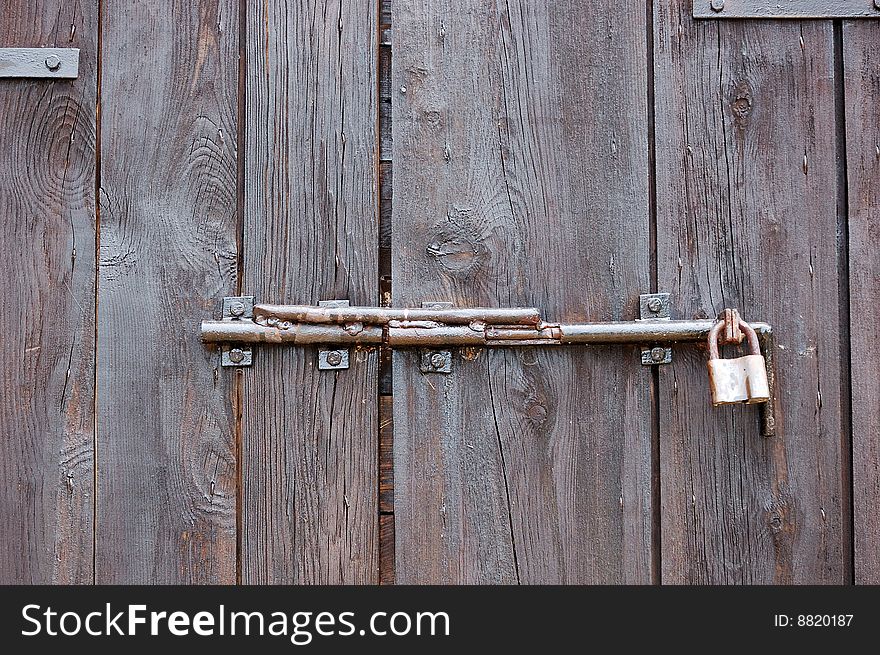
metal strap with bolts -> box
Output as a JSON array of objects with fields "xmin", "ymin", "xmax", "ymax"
[{"xmin": 201, "ymin": 295, "xmax": 777, "ymax": 437}]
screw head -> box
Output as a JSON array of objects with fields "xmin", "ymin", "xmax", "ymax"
[
  {"xmin": 710, "ymin": 0, "xmax": 725, "ymax": 12},
  {"xmin": 228, "ymin": 348, "xmax": 245, "ymax": 364},
  {"xmin": 650, "ymin": 347, "xmax": 667, "ymax": 363},
  {"xmin": 326, "ymin": 350, "xmax": 343, "ymax": 366},
  {"xmin": 229, "ymin": 301, "xmax": 245, "ymax": 317},
  {"xmin": 430, "ymin": 352, "xmax": 447, "ymax": 369},
  {"xmin": 45, "ymin": 54, "xmax": 62, "ymax": 71},
  {"xmin": 647, "ymin": 297, "xmax": 663, "ymax": 313}
]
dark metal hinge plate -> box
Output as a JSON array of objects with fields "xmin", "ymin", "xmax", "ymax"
[
  {"xmin": 694, "ymin": 0, "xmax": 880, "ymax": 18},
  {"xmin": 0, "ymin": 48, "xmax": 80, "ymax": 79}
]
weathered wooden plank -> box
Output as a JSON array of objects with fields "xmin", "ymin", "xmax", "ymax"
[
  {"xmin": 654, "ymin": 2, "xmax": 845, "ymax": 583},
  {"xmin": 241, "ymin": 0, "xmax": 378, "ymax": 583},
  {"xmin": 0, "ymin": 1, "xmax": 97, "ymax": 584},
  {"xmin": 97, "ymin": 0, "xmax": 239, "ymax": 583},
  {"xmin": 392, "ymin": 0, "xmax": 653, "ymax": 583},
  {"xmin": 844, "ymin": 21, "xmax": 880, "ymax": 585}
]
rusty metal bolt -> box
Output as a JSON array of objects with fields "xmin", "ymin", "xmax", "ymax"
[
  {"xmin": 647, "ymin": 297, "xmax": 663, "ymax": 313},
  {"xmin": 228, "ymin": 348, "xmax": 245, "ymax": 364},
  {"xmin": 229, "ymin": 301, "xmax": 245, "ymax": 317},
  {"xmin": 45, "ymin": 54, "xmax": 62, "ymax": 71},
  {"xmin": 430, "ymin": 352, "xmax": 447, "ymax": 369},
  {"xmin": 650, "ymin": 347, "xmax": 667, "ymax": 363},
  {"xmin": 710, "ymin": 0, "xmax": 725, "ymax": 12},
  {"xmin": 326, "ymin": 350, "xmax": 343, "ymax": 367}
]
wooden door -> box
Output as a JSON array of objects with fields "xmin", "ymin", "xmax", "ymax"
[{"xmin": 1, "ymin": 0, "xmax": 877, "ymax": 585}]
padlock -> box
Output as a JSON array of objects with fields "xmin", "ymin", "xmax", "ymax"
[{"xmin": 706, "ymin": 317, "xmax": 770, "ymax": 406}]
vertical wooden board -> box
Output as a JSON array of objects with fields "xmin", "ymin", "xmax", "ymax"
[
  {"xmin": 241, "ymin": 0, "xmax": 378, "ymax": 584},
  {"xmin": 654, "ymin": 3, "xmax": 845, "ymax": 583},
  {"xmin": 392, "ymin": 0, "xmax": 652, "ymax": 583},
  {"xmin": 0, "ymin": 1, "xmax": 97, "ymax": 583},
  {"xmin": 97, "ymin": 0, "xmax": 239, "ymax": 583},
  {"xmin": 844, "ymin": 22, "xmax": 880, "ymax": 585}
]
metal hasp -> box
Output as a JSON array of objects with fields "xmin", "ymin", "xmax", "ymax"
[
  {"xmin": 638, "ymin": 293, "xmax": 672, "ymax": 365},
  {"xmin": 217, "ymin": 296, "xmax": 254, "ymax": 368},
  {"xmin": 201, "ymin": 296, "xmax": 778, "ymax": 436},
  {"xmin": 694, "ymin": 0, "xmax": 880, "ymax": 18},
  {"xmin": 0, "ymin": 48, "xmax": 80, "ymax": 79}
]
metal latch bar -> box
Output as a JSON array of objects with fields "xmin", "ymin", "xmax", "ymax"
[
  {"xmin": 694, "ymin": 0, "xmax": 880, "ymax": 18},
  {"xmin": 202, "ymin": 296, "xmax": 777, "ymax": 437},
  {"xmin": 253, "ymin": 303, "xmax": 541, "ymax": 326},
  {"xmin": 0, "ymin": 48, "xmax": 80, "ymax": 79},
  {"xmin": 202, "ymin": 312, "xmax": 771, "ymax": 347}
]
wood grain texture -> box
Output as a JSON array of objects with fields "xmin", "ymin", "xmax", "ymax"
[
  {"xmin": 0, "ymin": 1, "xmax": 97, "ymax": 584},
  {"xmin": 654, "ymin": 2, "xmax": 845, "ymax": 583},
  {"xmin": 97, "ymin": 0, "xmax": 239, "ymax": 583},
  {"xmin": 844, "ymin": 22, "xmax": 880, "ymax": 585},
  {"xmin": 379, "ymin": 395, "xmax": 394, "ymax": 513},
  {"xmin": 379, "ymin": 513, "xmax": 395, "ymax": 585},
  {"xmin": 241, "ymin": 0, "xmax": 378, "ymax": 584},
  {"xmin": 392, "ymin": 0, "xmax": 652, "ymax": 583}
]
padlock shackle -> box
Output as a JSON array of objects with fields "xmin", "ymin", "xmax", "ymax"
[{"xmin": 707, "ymin": 318, "xmax": 761, "ymax": 360}]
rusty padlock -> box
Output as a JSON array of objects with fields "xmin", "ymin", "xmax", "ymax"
[{"xmin": 706, "ymin": 317, "xmax": 770, "ymax": 406}]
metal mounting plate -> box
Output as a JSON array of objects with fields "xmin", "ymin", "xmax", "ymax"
[
  {"xmin": 223, "ymin": 296, "xmax": 254, "ymax": 319},
  {"xmin": 694, "ymin": 0, "xmax": 880, "ymax": 18},
  {"xmin": 0, "ymin": 48, "xmax": 80, "ymax": 79},
  {"xmin": 318, "ymin": 348, "xmax": 350, "ymax": 370},
  {"xmin": 420, "ymin": 302, "xmax": 453, "ymax": 373},
  {"xmin": 318, "ymin": 300, "xmax": 350, "ymax": 370},
  {"xmin": 639, "ymin": 293, "xmax": 672, "ymax": 366},
  {"xmin": 639, "ymin": 293, "xmax": 671, "ymax": 321},
  {"xmin": 218, "ymin": 297, "xmax": 255, "ymax": 367},
  {"xmin": 221, "ymin": 345, "xmax": 252, "ymax": 368},
  {"xmin": 419, "ymin": 350, "xmax": 452, "ymax": 374}
]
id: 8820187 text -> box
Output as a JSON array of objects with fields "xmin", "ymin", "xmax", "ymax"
[{"xmin": 774, "ymin": 615, "xmax": 853, "ymax": 628}]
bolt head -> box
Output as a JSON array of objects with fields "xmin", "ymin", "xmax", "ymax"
[
  {"xmin": 647, "ymin": 297, "xmax": 663, "ymax": 313},
  {"xmin": 229, "ymin": 348, "xmax": 245, "ymax": 364},
  {"xmin": 650, "ymin": 347, "xmax": 667, "ymax": 363},
  {"xmin": 430, "ymin": 352, "xmax": 447, "ymax": 369},
  {"xmin": 710, "ymin": 0, "xmax": 725, "ymax": 12},
  {"xmin": 229, "ymin": 301, "xmax": 245, "ymax": 317},
  {"xmin": 326, "ymin": 350, "xmax": 343, "ymax": 366},
  {"xmin": 45, "ymin": 54, "xmax": 62, "ymax": 71}
]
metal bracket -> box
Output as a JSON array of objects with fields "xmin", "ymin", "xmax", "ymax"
[
  {"xmin": 221, "ymin": 345, "xmax": 252, "ymax": 367},
  {"xmin": 639, "ymin": 292, "xmax": 672, "ymax": 366},
  {"xmin": 694, "ymin": 0, "xmax": 880, "ymax": 19},
  {"xmin": 0, "ymin": 48, "xmax": 80, "ymax": 79},
  {"xmin": 318, "ymin": 300, "xmax": 350, "ymax": 370},
  {"xmin": 419, "ymin": 301, "xmax": 453, "ymax": 374},
  {"xmin": 219, "ymin": 296, "xmax": 254, "ymax": 368},
  {"xmin": 420, "ymin": 349, "xmax": 452, "ymax": 374},
  {"xmin": 222, "ymin": 296, "xmax": 254, "ymax": 320}
]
